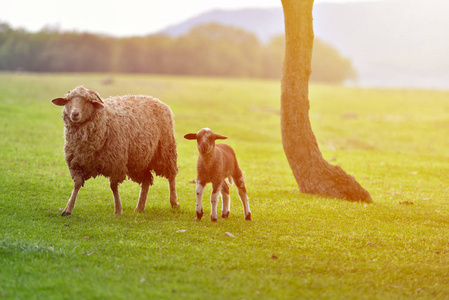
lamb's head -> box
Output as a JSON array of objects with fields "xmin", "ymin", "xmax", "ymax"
[
  {"xmin": 184, "ymin": 128, "xmax": 227, "ymax": 155},
  {"xmin": 51, "ymin": 86, "xmax": 104, "ymax": 124}
]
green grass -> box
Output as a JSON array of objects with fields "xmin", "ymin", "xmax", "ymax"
[{"xmin": 1, "ymin": 72, "xmax": 449, "ymax": 299}]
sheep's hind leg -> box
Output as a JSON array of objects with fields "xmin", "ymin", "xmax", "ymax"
[
  {"xmin": 61, "ymin": 176, "xmax": 83, "ymax": 216},
  {"xmin": 110, "ymin": 181, "xmax": 122, "ymax": 215},
  {"xmin": 135, "ymin": 179, "xmax": 150, "ymax": 213},
  {"xmin": 221, "ymin": 181, "xmax": 230, "ymax": 219},
  {"xmin": 236, "ymin": 177, "xmax": 251, "ymax": 221},
  {"xmin": 168, "ymin": 176, "xmax": 179, "ymax": 208}
]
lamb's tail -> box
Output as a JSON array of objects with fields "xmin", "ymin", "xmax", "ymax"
[{"xmin": 227, "ymin": 177, "xmax": 235, "ymax": 186}]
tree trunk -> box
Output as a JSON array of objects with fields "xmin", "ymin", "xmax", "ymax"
[{"xmin": 280, "ymin": 0, "xmax": 371, "ymax": 202}]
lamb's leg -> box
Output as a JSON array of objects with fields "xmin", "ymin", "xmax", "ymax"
[
  {"xmin": 195, "ymin": 181, "xmax": 205, "ymax": 220},
  {"xmin": 236, "ymin": 177, "xmax": 251, "ymax": 221},
  {"xmin": 168, "ymin": 176, "xmax": 179, "ymax": 208},
  {"xmin": 210, "ymin": 182, "xmax": 221, "ymax": 222},
  {"xmin": 221, "ymin": 181, "xmax": 230, "ymax": 219},
  {"xmin": 135, "ymin": 179, "xmax": 150, "ymax": 213},
  {"xmin": 61, "ymin": 176, "xmax": 83, "ymax": 216},
  {"xmin": 110, "ymin": 181, "xmax": 122, "ymax": 215}
]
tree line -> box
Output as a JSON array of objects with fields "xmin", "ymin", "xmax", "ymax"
[{"xmin": 0, "ymin": 22, "xmax": 356, "ymax": 83}]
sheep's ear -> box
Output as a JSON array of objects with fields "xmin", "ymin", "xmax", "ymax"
[
  {"xmin": 88, "ymin": 91, "xmax": 104, "ymax": 110},
  {"xmin": 184, "ymin": 133, "xmax": 198, "ymax": 140},
  {"xmin": 51, "ymin": 97, "xmax": 69, "ymax": 106},
  {"xmin": 214, "ymin": 134, "xmax": 228, "ymax": 140}
]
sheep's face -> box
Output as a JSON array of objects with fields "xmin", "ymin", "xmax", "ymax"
[
  {"xmin": 52, "ymin": 86, "xmax": 104, "ymax": 125},
  {"xmin": 184, "ymin": 128, "xmax": 228, "ymax": 156},
  {"xmin": 64, "ymin": 96, "xmax": 96, "ymax": 124}
]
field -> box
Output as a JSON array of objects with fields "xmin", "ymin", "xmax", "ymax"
[{"xmin": 1, "ymin": 72, "xmax": 449, "ymax": 299}]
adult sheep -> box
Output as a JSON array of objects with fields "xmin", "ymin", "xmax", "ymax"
[{"xmin": 51, "ymin": 86, "xmax": 179, "ymax": 216}]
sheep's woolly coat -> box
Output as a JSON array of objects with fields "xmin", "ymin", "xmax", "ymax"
[{"xmin": 61, "ymin": 87, "xmax": 177, "ymax": 186}]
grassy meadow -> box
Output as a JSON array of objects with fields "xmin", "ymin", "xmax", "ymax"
[{"xmin": 1, "ymin": 72, "xmax": 449, "ymax": 299}]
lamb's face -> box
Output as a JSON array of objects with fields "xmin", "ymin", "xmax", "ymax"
[
  {"xmin": 184, "ymin": 128, "xmax": 228, "ymax": 155},
  {"xmin": 64, "ymin": 96, "xmax": 96, "ymax": 124},
  {"xmin": 196, "ymin": 128, "xmax": 216, "ymax": 155}
]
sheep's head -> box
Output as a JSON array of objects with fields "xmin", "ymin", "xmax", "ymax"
[
  {"xmin": 51, "ymin": 86, "xmax": 104, "ymax": 124},
  {"xmin": 184, "ymin": 128, "xmax": 227, "ymax": 155}
]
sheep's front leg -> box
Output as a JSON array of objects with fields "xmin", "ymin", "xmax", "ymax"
[
  {"xmin": 210, "ymin": 182, "xmax": 221, "ymax": 222},
  {"xmin": 62, "ymin": 176, "xmax": 83, "ymax": 216},
  {"xmin": 110, "ymin": 181, "xmax": 122, "ymax": 215},
  {"xmin": 135, "ymin": 179, "xmax": 150, "ymax": 213},
  {"xmin": 195, "ymin": 181, "xmax": 205, "ymax": 220},
  {"xmin": 237, "ymin": 178, "xmax": 251, "ymax": 221},
  {"xmin": 221, "ymin": 181, "xmax": 230, "ymax": 219}
]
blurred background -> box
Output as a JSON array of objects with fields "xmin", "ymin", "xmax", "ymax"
[{"xmin": 1, "ymin": 0, "xmax": 448, "ymax": 89}]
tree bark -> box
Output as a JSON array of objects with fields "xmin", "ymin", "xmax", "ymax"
[{"xmin": 280, "ymin": 0, "xmax": 371, "ymax": 202}]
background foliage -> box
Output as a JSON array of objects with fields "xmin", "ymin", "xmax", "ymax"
[{"xmin": 0, "ymin": 22, "xmax": 356, "ymax": 83}]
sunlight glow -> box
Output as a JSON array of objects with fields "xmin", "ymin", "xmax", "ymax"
[{"xmin": 1, "ymin": 0, "xmax": 382, "ymax": 36}]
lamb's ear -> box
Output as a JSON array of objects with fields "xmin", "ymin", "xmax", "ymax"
[
  {"xmin": 214, "ymin": 133, "xmax": 228, "ymax": 140},
  {"xmin": 88, "ymin": 91, "xmax": 104, "ymax": 109},
  {"xmin": 51, "ymin": 97, "xmax": 69, "ymax": 106},
  {"xmin": 184, "ymin": 133, "xmax": 198, "ymax": 140}
]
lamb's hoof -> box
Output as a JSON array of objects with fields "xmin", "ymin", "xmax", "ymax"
[
  {"xmin": 211, "ymin": 217, "xmax": 217, "ymax": 222},
  {"xmin": 196, "ymin": 209, "xmax": 203, "ymax": 220},
  {"xmin": 222, "ymin": 212, "xmax": 229, "ymax": 219},
  {"xmin": 114, "ymin": 211, "xmax": 122, "ymax": 215},
  {"xmin": 245, "ymin": 213, "xmax": 251, "ymax": 221},
  {"xmin": 171, "ymin": 202, "xmax": 180, "ymax": 209},
  {"xmin": 134, "ymin": 208, "xmax": 144, "ymax": 213},
  {"xmin": 61, "ymin": 211, "xmax": 71, "ymax": 216}
]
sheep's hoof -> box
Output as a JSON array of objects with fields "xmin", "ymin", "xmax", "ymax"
[
  {"xmin": 61, "ymin": 211, "xmax": 71, "ymax": 216},
  {"xmin": 211, "ymin": 217, "xmax": 217, "ymax": 222},
  {"xmin": 134, "ymin": 207, "xmax": 144, "ymax": 213},
  {"xmin": 245, "ymin": 213, "xmax": 251, "ymax": 221},
  {"xmin": 171, "ymin": 202, "xmax": 180, "ymax": 209},
  {"xmin": 196, "ymin": 209, "xmax": 203, "ymax": 220},
  {"xmin": 222, "ymin": 212, "xmax": 229, "ymax": 219}
]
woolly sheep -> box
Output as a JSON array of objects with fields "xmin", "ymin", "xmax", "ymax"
[
  {"xmin": 51, "ymin": 86, "xmax": 179, "ymax": 216},
  {"xmin": 184, "ymin": 128, "xmax": 251, "ymax": 221}
]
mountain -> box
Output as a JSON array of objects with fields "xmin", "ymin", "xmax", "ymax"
[
  {"xmin": 161, "ymin": 8, "xmax": 284, "ymax": 43},
  {"xmin": 160, "ymin": 0, "xmax": 449, "ymax": 90}
]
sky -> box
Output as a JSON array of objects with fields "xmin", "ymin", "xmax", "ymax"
[{"xmin": 0, "ymin": 0, "xmax": 382, "ymax": 37}]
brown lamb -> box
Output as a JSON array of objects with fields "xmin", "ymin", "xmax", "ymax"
[
  {"xmin": 52, "ymin": 85, "xmax": 179, "ymax": 216},
  {"xmin": 184, "ymin": 128, "xmax": 251, "ymax": 222}
]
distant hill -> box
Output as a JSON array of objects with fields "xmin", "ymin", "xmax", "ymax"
[
  {"xmin": 161, "ymin": 8, "xmax": 284, "ymax": 43},
  {"xmin": 160, "ymin": 0, "xmax": 449, "ymax": 90}
]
